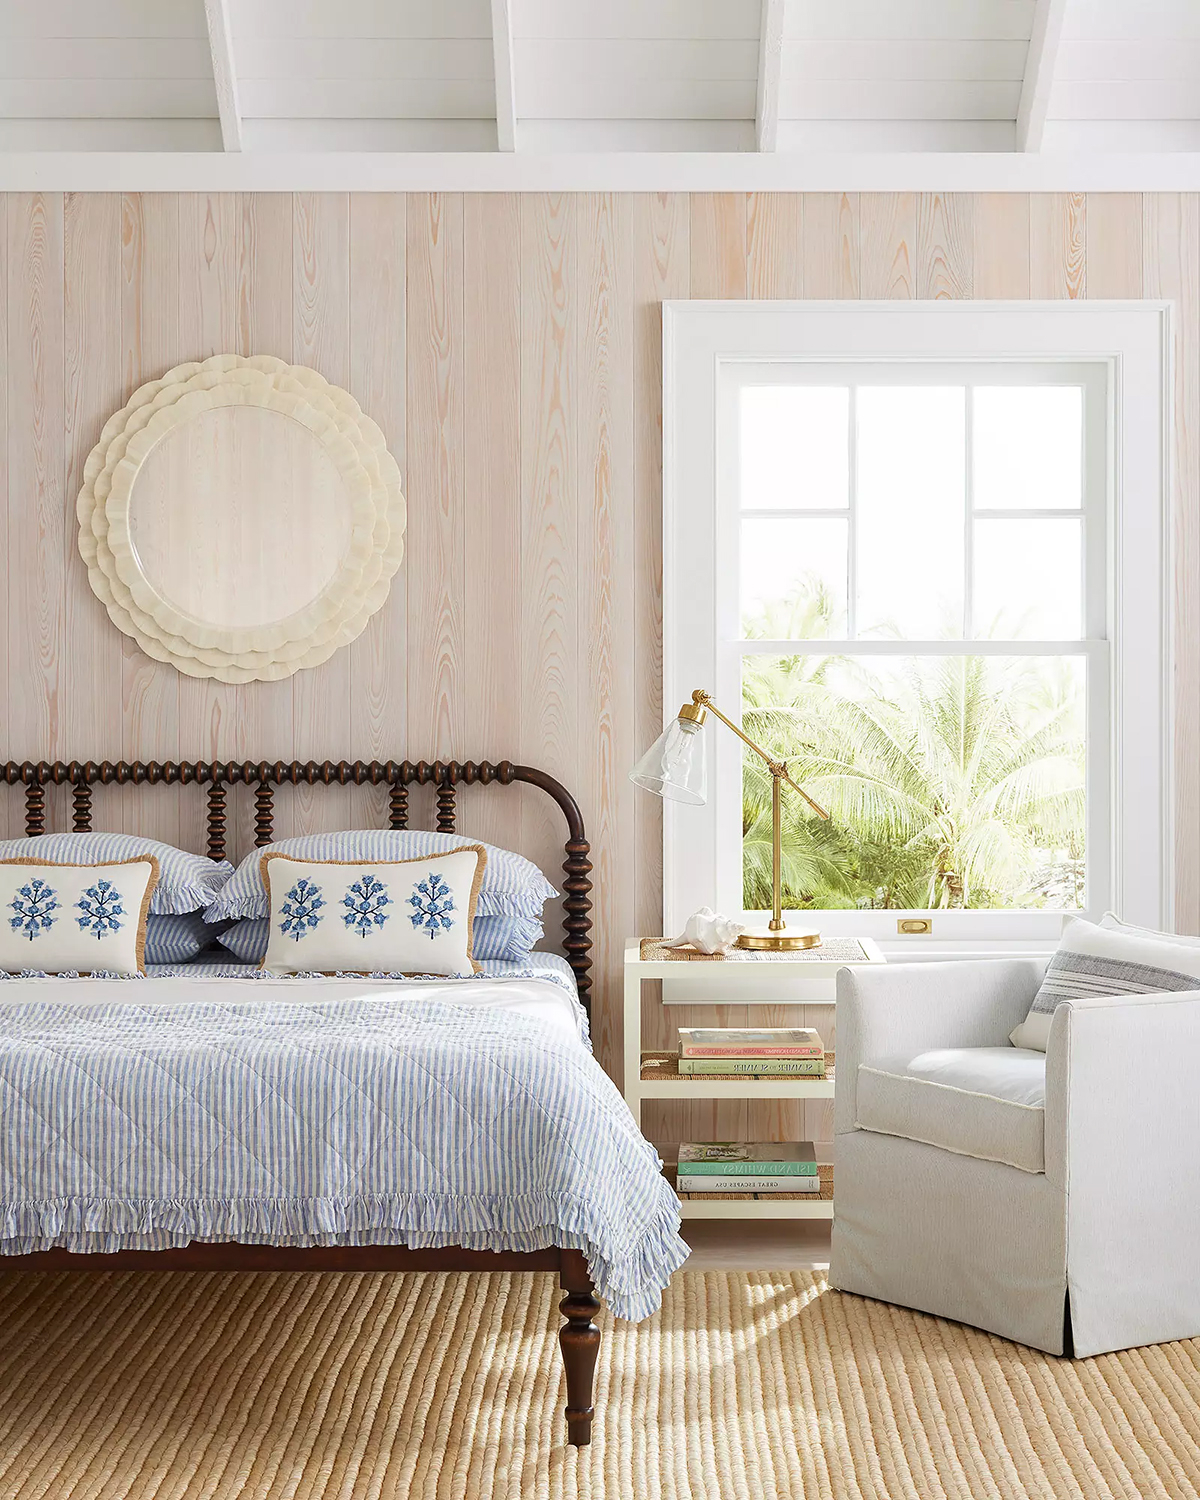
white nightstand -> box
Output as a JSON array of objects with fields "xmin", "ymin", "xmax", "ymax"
[{"xmin": 623, "ymin": 936, "xmax": 886, "ymax": 1220}]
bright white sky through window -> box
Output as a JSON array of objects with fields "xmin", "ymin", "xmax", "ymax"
[{"xmin": 739, "ymin": 383, "xmax": 1084, "ymax": 640}]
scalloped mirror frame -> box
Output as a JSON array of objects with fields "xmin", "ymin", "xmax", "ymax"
[{"xmin": 77, "ymin": 354, "xmax": 406, "ymax": 684}]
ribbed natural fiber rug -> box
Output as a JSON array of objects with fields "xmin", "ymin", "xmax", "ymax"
[{"xmin": 1, "ymin": 1270, "xmax": 1198, "ymax": 1500}]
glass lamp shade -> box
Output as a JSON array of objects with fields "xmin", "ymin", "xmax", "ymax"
[{"xmin": 629, "ymin": 716, "xmax": 707, "ymax": 805}]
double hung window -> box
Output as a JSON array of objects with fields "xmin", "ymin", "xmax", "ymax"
[{"xmin": 664, "ymin": 303, "xmax": 1170, "ymax": 947}]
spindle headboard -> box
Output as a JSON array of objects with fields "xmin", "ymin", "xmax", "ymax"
[{"xmin": 0, "ymin": 758, "xmax": 593, "ymax": 1009}]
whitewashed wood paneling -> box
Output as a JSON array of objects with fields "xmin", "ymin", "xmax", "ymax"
[
  {"xmin": 0, "ymin": 80, "xmax": 216, "ymax": 117},
  {"xmin": 1062, "ymin": 0, "xmax": 1200, "ymax": 39},
  {"xmin": 778, "ymin": 79, "xmax": 1021, "ymax": 120},
  {"xmin": 0, "ymin": 3, "xmax": 206, "ymax": 38},
  {"xmin": 516, "ymin": 39, "xmax": 758, "ymax": 82},
  {"xmin": 2, "ymin": 190, "xmax": 1199, "ymax": 1135},
  {"xmin": 233, "ymin": 39, "xmax": 494, "ymax": 78},
  {"xmin": 780, "ymin": 40, "xmax": 1028, "ymax": 80},
  {"xmin": 783, "ymin": 0, "xmax": 1036, "ymax": 41},
  {"xmin": 0, "ymin": 39, "xmax": 213, "ymax": 75},
  {"xmin": 239, "ymin": 80, "xmax": 494, "ymax": 121},
  {"xmin": 232, "ymin": 0, "xmax": 491, "ymax": 39},
  {"xmin": 516, "ymin": 1, "xmax": 760, "ymax": 41}
]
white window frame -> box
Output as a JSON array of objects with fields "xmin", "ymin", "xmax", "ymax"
[{"xmin": 662, "ymin": 300, "xmax": 1173, "ymax": 952}]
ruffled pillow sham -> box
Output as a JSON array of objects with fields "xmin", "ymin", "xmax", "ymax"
[
  {"xmin": 144, "ymin": 911, "xmax": 221, "ymax": 965},
  {"xmin": 205, "ymin": 830, "xmax": 556, "ymax": 925}
]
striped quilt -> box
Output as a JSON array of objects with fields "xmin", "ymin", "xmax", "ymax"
[{"xmin": 0, "ymin": 978, "xmax": 686, "ymax": 1320}]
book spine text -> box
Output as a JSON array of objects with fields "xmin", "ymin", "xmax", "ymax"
[
  {"xmin": 678, "ymin": 1058, "xmax": 826, "ymax": 1075},
  {"xmin": 677, "ymin": 1176, "xmax": 821, "ymax": 1193}
]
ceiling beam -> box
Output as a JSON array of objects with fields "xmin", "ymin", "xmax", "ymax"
[
  {"xmin": 755, "ymin": 0, "xmax": 785, "ymax": 152},
  {"xmin": 1016, "ymin": 0, "xmax": 1068, "ymax": 153},
  {"xmin": 8, "ymin": 154, "xmax": 1200, "ymax": 195},
  {"xmin": 491, "ymin": 0, "xmax": 517, "ymax": 152},
  {"xmin": 203, "ymin": 0, "xmax": 243, "ymax": 153}
]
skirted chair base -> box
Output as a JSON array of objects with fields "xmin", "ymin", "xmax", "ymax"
[{"xmin": 830, "ymin": 958, "xmax": 1200, "ymax": 1359}]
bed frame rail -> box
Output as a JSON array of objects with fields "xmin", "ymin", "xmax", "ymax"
[{"xmin": 1, "ymin": 758, "xmax": 593, "ymax": 1010}]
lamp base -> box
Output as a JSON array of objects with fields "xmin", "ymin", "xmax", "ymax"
[{"xmin": 736, "ymin": 926, "xmax": 822, "ymax": 952}]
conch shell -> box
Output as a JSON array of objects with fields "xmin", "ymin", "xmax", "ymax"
[{"xmin": 667, "ymin": 907, "xmax": 746, "ymax": 955}]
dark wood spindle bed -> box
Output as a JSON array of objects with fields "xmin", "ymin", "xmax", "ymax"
[{"xmin": 0, "ymin": 757, "xmax": 603, "ymax": 1447}]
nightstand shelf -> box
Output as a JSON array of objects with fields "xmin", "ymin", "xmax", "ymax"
[
  {"xmin": 624, "ymin": 937, "xmax": 885, "ymax": 1221},
  {"xmin": 640, "ymin": 1049, "xmax": 835, "ymax": 1099},
  {"xmin": 667, "ymin": 1163, "xmax": 835, "ymax": 1220}
]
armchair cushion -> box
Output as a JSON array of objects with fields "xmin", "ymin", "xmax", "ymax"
[
  {"xmin": 856, "ymin": 1046, "xmax": 1047, "ymax": 1173},
  {"xmin": 1011, "ymin": 916, "xmax": 1200, "ymax": 1051}
]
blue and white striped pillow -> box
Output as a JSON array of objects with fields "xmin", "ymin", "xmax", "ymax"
[
  {"xmin": 204, "ymin": 831, "xmax": 557, "ymax": 924},
  {"xmin": 215, "ymin": 910, "xmax": 544, "ymax": 965},
  {"xmin": 0, "ymin": 834, "xmax": 233, "ymax": 916},
  {"xmin": 144, "ymin": 912, "xmax": 218, "ymax": 965}
]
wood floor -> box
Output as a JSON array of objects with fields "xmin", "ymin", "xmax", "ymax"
[{"xmin": 680, "ymin": 1219, "xmax": 832, "ymax": 1272}]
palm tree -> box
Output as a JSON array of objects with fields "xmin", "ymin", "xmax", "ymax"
[{"xmin": 739, "ymin": 585, "xmax": 1086, "ymax": 911}]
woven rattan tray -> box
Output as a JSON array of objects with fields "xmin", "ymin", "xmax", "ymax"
[{"xmin": 639, "ymin": 937, "xmax": 868, "ymax": 963}]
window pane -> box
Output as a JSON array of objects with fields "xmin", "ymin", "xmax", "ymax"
[
  {"xmin": 974, "ymin": 386, "xmax": 1082, "ymax": 510},
  {"xmin": 856, "ymin": 387, "xmax": 966, "ymax": 639},
  {"xmin": 741, "ymin": 654, "xmax": 1086, "ymax": 912},
  {"xmin": 739, "ymin": 386, "xmax": 849, "ymax": 510},
  {"xmin": 973, "ymin": 518, "xmax": 1082, "ymax": 639},
  {"xmin": 741, "ymin": 518, "xmax": 847, "ymax": 637}
]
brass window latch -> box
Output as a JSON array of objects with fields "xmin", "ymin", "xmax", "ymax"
[{"xmin": 897, "ymin": 918, "xmax": 933, "ymax": 935}]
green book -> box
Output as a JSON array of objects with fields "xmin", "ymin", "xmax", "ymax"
[
  {"xmin": 677, "ymin": 1142, "xmax": 818, "ymax": 1177},
  {"xmin": 677, "ymin": 1056, "xmax": 825, "ymax": 1076}
]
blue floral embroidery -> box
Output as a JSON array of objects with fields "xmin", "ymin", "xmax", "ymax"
[
  {"xmin": 342, "ymin": 874, "xmax": 392, "ymax": 937},
  {"xmin": 9, "ymin": 878, "xmax": 60, "ymax": 941},
  {"xmin": 408, "ymin": 873, "xmax": 456, "ymax": 939},
  {"xmin": 76, "ymin": 880, "xmax": 126, "ymax": 939},
  {"xmin": 279, "ymin": 879, "xmax": 326, "ymax": 941}
]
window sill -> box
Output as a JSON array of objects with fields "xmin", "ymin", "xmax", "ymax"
[{"xmin": 878, "ymin": 939, "xmax": 1057, "ymax": 964}]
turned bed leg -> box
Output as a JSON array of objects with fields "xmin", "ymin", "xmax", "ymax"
[{"xmin": 559, "ymin": 1249, "xmax": 601, "ymax": 1447}]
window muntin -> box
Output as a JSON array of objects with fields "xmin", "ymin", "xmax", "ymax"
[{"xmin": 728, "ymin": 363, "xmax": 1102, "ymax": 920}]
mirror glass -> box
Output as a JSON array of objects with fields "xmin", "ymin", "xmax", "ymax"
[{"xmin": 127, "ymin": 406, "xmax": 353, "ymax": 630}]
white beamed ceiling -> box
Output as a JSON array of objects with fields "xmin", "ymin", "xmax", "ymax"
[{"xmin": 0, "ymin": 0, "xmax": 1197, "ymax": 159}]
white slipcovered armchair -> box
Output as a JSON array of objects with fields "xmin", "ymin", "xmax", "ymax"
[{"xmin": 830, "ymin": 959, "xmax": 1200, "ymax": 1357}]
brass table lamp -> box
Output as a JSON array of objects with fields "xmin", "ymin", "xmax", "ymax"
[{"xmin": 630, "ymin": 689, "xmax": 830, "ymax": 951}]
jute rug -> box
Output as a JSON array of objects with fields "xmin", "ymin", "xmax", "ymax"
[{"xmin": 0, "ymin": 1270, "xmax": 1197, "ymax": 1500}]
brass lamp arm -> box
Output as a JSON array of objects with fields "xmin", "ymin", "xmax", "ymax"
[{"xmin": 689, "ymin": 691, "xmax": 830, "ymax": 821}]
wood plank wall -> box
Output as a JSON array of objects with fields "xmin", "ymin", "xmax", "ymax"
[{"xmin": 1, "ymin": 191, "xmax": 1196, "ymax": 1147}]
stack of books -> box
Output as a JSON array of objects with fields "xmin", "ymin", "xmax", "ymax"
[
  {"xmin": 676, "ymin": 1141, "xmax": 821, "ymax": 1194},
  {"xmin": 676, "ymin": 1026, "xmax": 826, "ymax": 1077}
]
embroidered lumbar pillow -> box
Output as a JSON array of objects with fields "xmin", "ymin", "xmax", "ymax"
[
  {"xmin": 206, "ymin": 830, "xmax": 554, "ymax": 925},
  {"xmin": 217, "ymin": 909, "xmax": 543, "ymax": 966},
  {"xmin": 1010, "ymin": 914, "xmax": 1200, "ymax": 1051},
  {"xmin": 0, "ymin": 857, "xmax": 159, "ymax": 976},
  {"xmin": 259, "ymin": 847, "xmax": 486, "ymax": 976}
]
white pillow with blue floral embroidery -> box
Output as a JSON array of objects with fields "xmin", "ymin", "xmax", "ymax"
[
  {"xmin": 0, "ymin": 857, "xmax": 159, "ymax": 975},
  {"xmin": 260, "ymin": 847, "xmax": 486, "ymax": 976}
]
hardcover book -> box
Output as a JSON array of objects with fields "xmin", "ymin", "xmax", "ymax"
[
  {"xmin": 676, "ymin": 1174, "xmax": 820, "ymax": 1193},
  {"xmin": 677, "ymin": 1142, "xmax": 818, "ymax": 1176},
  {"xmin": 678, "ymin": 1027, "xmax": 823, "ymax": 1057},
  {"xmin": 678, "ymin": 1057, "xmax": 825, "ymax": 1076}
]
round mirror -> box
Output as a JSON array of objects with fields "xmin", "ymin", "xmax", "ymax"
[
  {"xmin": 77, "ymin": 355, "xmax": 405, "ymax": 683},
  {"xmin": 127, "ymin": 407, "xmax": 352, "ymax": 631}
]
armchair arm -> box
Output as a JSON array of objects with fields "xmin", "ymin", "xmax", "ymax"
[
  {"xmin": 1042, "ymin": 989, "xmax": 1200, "ymax": 1353},
  {"xmin": 834, "ymin": 959, "xmax": 1047, "ymax": 1135},
  {"xmin": 1044, "ymin": 987, "xmax": 1200, "ymax": 1188}
]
